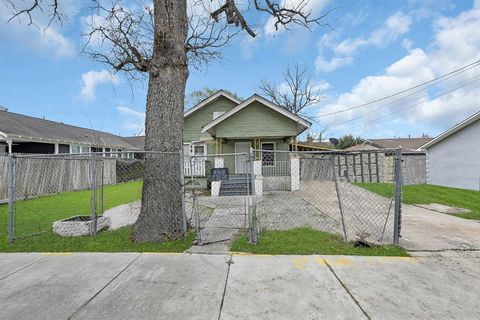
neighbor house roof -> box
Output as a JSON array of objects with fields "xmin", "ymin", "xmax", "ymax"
[
  {"xmin": 0, "ymin": 109, "xmax": 138, "ymax": 149},
  {"xmin": 419, "ymin": 110, "xmax": 480, "ymax": 149},
  {"xmin": 123, "ymin": 136, "xmax": 145, "ymax": 149},
  {"xmin": 291, "ymin": 141, "xmax": 334, "ymax": 151},
  {"xmin": 344, "ymin": 144, "xmax": 379, "ymax": 151},
  {"xmin": 201, "ymin": 94, "xmax": 311, "ymax": 134},
  {"xmin": 184, "ymin": 90, "xmax": 241, "ymax": 118},
  {"xmin": 365, "ymin": 138, "xmax": 433, "ymax": 151}
]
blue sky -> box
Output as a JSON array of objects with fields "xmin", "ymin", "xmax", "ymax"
[{"xmin": 1, "ymin": 0, "xmax": 479, "ymax": 140}]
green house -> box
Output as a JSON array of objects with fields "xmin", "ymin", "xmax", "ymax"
[{"xmin": 183, "ymin": 90, "xmax": 311, "ymax": 177}]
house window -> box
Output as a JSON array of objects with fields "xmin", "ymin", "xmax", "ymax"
[
  {"xmin": 213, "ymin": 111, "xmax": 226, "ymax": 120},
  {"xmin": 81, "ymin": 146, "xmax": 90, "ymax": 153},
  {"xmin": 71, "ymin": 145, "xmax": 81, "ymax": 154},
  {"xmin": 194, "ymin": 145, "xmax": 206, "ymax": 156},
  {"xmin": 261, "ymin": 142, "xmax": 275, "ymax": 166},
  {"xmin": 58, "ymin": 144, "xmax": 70, "ymax": 154},
  {"xmin": 91, "ymin": 147, "xmax": 103, "ymax": 153},
  {"xmin": 105, "ymin": 148, "xmax": 111, "ymax": 157}
]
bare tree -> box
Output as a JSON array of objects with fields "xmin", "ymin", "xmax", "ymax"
[
  {"xmin": 5, "ymin": 0, "xmax": 329, "ymax": 242},
  {"xmin": 259, "ymin": 63, "xmax": 323, "ymax": 115}
]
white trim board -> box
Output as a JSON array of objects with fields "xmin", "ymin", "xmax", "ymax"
[
  {"xmin": 419, "ymin": 110, "xmax": 480, "ymax": 149},
  {"xmin": 184, "ymin": 90, "xmax": 241, "ymax": 118},
  {"xmin": 201, "ymin": 94, "xmax": 311, "ymax": 133}
]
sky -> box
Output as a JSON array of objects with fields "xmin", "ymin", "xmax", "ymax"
[{"xmin": 0, "ymin": 0, "xmax": 479, "ymax": 141}]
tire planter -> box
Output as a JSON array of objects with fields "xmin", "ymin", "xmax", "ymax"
[{"xmin": 52, "ymin": 215, "xmax": 110, "ymax": 237}]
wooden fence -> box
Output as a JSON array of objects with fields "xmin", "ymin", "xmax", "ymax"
[
  {"xmin": 0, "ymin": 156, "xmax": 117, "ymax": 201},
  {"xmin": 300, "ymin": 151, "xmax": 426, "ymax": 185}
]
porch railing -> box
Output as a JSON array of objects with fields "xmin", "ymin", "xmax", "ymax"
[
  {"xmin": 262, "ymin": 161, "xmax": 291, "ymax": 176},
  {"xmin": 184, "ymin": 159, "xmax": 207, "ymax": 177}
]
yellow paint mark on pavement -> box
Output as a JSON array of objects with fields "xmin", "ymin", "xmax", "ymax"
[{"xmin": 292, "ymin": 257, "xmax": 310, "ymax": 270}]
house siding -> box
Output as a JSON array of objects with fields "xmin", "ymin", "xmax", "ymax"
[
  {"xmin": 219, "ymin": 138, "xmax": 290, "ymax": 174},
  {"xmin": 212, "ymin": 101, "xmax": 299, "ymax": 138},
  {"xmin": 426, "ymin": 119, "xmax": 480, "ymax": 191},
  {"xmin": 183, "ymin": 96, "xmax": 237, "ymax": 142}
]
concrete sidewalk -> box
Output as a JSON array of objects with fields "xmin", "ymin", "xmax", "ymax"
[{"xmin": 0, "ymin": 251, "xmax": 479, "ymax": 319}]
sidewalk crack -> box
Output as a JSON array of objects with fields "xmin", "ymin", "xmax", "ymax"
[
  {"xmin": 217, "ymin": 254, "xmax": 233, "ymax": 320},
  {"xmin": 324, "ymin": 259, "xmax": 371, "ymax": 320},
  {"xmin": 66, "ymin": 253, "xmax": 142, "ymax": 320}
]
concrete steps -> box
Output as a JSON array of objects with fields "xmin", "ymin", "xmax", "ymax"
[{"xmin": 219, "ymin": 175, "xmax": 252, "ymax": 196}]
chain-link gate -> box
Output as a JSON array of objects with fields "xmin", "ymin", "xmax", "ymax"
[{"xmin": 186, "ymin": 153, "xmax": 256, "ymax": 247}]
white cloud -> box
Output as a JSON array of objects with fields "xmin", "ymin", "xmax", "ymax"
[
  {"xmin": 0, "ymin": 1, "xmax": 76, "ymax": 59},
  {"xmin": 316, "ymin": 11, "xmax": 412, "ymax": 72},
  {"xmin": 80, "ymin": 70, "xmax": 120, "ymax": 101},
  {"xmin": 317, "ymin": 2, "xmax": 480, "ymax": 137},
  {"xmin": 117, "ymin": 106, "xmax": 145, "ymax": 133},
  {"xmin": 264, "ymin": 0, "xmax": 331, "ymax": 36}
]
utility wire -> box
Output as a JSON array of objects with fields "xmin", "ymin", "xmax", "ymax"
[
  {"xmin": 315, "ymin": 59, "xmax": 480, "ymax": 118},
  {"xmin": 344, "ymin": 75, "xmax": 480, "ymax": 131}
]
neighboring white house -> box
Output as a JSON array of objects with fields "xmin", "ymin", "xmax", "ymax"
[{"xmin": 419, "ymin": 111, "xmax": 480, "ymax": 191}]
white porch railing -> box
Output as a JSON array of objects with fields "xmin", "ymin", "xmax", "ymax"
[
  {"xmin": 184, "ymin": 159, "xmax": 206, "ymax": 177},
  {"xmin": 262, "ymin": 161, "xmax": 291, "ymax": 176}
]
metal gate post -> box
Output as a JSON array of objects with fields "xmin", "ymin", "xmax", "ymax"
[
  {"xmin": 179, "ymin": 149, "xmax": 187, "ymax": 234},
  {"xmin": 331, "ymin": 155, "xmax": 348, "ymax": 242},
  {"xmin": 191, "ymin": 157, "xmax": 202, "ymax": 245},
  {"xmin": 91, "ymin": 154, "xmax": 98, "ymax": 237},
  {"xmin": 249, "ymin": 149, "xmax": 258, "ymax": 244},
  {"xmin": 393, "ymin": 148, "xmax": 403, "ymax": 245},
  {"xmin": 7, "ymin": 154, "xmax": 15, "ymax": 244}
]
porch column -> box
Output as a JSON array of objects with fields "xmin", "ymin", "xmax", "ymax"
[
  {"xmin": 7, "ymin": 139, "xmax": 12, "ymax": 154},
  {"xmin": 290, "ymin": 154, "xmax": 300, "ymax": 191},
  {"xmin": 214, "ymin": 157, "xmax": 224, "ymax": 168},
  {"xmin": 253, "ymin": 160, "xmax": 263, "ymax": 196}
]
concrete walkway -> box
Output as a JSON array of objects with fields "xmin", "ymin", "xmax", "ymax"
[
  {"xmin": 1, "ymin": 251, "xmax": 479, "ymax": 319},
  {"xmin": 401, "ymin": 204, "xmax": 480, "ymax": 251}
]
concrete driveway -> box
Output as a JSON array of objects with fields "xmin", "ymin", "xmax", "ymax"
[
  {"xmin": 1, "ymin": 251, "xmax": 479, "ymax": 320},
  {"xmin": 401, "ymin": 204, "xmax": 480, "ymax": 250}
]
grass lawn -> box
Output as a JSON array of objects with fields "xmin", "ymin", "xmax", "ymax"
[
  {"xmin": 231, "ymin": 228, "xmax": 409, "ymax": 256},
  {"xmin": 356, "ymin": 183, "xmax": 480, "ymax": 220},
  {"xmin": 0, "ymin": 181, "xmax": 194, "ymax": 252}
]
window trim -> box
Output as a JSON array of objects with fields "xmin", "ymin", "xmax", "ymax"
[{"xmin": 261, "ymin": 141, "xmax": 276, "ymax": 167}]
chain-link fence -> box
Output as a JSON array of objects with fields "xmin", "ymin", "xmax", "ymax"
[
  {"xmin": 251, "ymin": 148, "xmax": 402, "ymax": 245},
  {"xmin": 4, "ymin": 148, "xmax": 402, "ymax": 247}
]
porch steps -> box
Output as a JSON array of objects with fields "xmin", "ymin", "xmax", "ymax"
[{"xmin": 219, "ymin": 175, "xmax": 252, "ymax": 196}]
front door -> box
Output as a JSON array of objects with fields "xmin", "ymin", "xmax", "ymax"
[{"xmin": 235, "ymin": 142, "xmax": 251, "ymax": 174}]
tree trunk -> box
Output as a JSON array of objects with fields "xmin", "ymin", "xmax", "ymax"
[{"xmin": 133, "ymin": 0, "xmax": 189, "ymax": 242}]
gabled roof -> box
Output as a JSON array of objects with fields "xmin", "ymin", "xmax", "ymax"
[
  {"xmin": 366, "ymin": 138, "xmax": 432, "ymax": 151},
  {"xmin": 419, "ymin": 110, "xmax": 480, "ymax": 149},
  {"xmin": 201, "ymin": 94, "xmax": 311, "ymax": 133},
  {"xmin": 184, "ymin": 90, "xmax": 241, "ymax": 118},
  {"xmin": 0, "ymin": 110, "xmax": 138, "ymax": 149}
]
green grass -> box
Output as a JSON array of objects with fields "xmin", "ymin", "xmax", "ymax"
[
  {"xmin": 356, "ymin": 183, "xmax": 480, "ymax": 220},
  {"xmin": 231, "ymin": 228, "xmax": 409, "ymax": 256},
  {"xmin": 0, "ymin": 181, "xmax": 194, "ymax": 252}
]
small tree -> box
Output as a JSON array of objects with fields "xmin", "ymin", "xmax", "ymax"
[
  {"xmin": 259, "ymin": 63, "xmax": 323, "ymax": 115},
  {"xmin": 6, "ymin": 0, "xmax": 330, "ymax": 242},
  {"xmin": 336, "ymin": 135, "xmax": 365, "ymax": 149},
  {"xmin": 185, "ymin": 87, "xmax": 241, "ymax": 109}
]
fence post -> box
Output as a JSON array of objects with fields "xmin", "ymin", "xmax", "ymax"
[
  {"xmin": 249, "ymin": 148, "xmax": 258, "ymax": 244},
  {"xmin": 191, "ymin": 156, "xmax": 202, "ymax": 245},
  {"xmin": 7, "ymin": 154, "xmax": 15, "ymax": 244},
  {"xmin": 393, "ymin": 148, "xmax": 403, "ymax": 245},
  {"xmin": 91, "ymin": 154, "xmax": 98, "ymax": 237},
  {"xmin": 331, "ymin": 155, "xmax": 348, "ymax": 242},
  {"xmin": 179, "ymin": 150, "xmax": 187, "ymax": 234}
]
